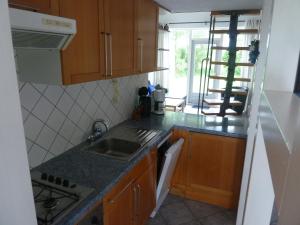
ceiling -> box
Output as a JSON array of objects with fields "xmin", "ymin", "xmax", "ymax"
[{"xmin": 155, "ymin": 0, "xmax": 263, "ymax": 13}]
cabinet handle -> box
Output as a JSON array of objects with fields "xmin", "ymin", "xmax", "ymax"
[
  {"xmin": 9, "ymin": 3, "xmax": 39, "ymax": 12},
  {"xmin": 108, "ymin": 33, "xmax": 113, "ymax": 77},
  {"xmin": 102, "ymin": 32, "xmax": 108, "ymax": 78},
  {"xmin": 136, "ymin": 184, "xmax": 141, "ymax": 218},
  {"xmin": 108, "ymin": 182, "xmax": 131, "ymax": 204},
  {"xmin": 139, "ymin": 39, "xmax": 144, "ymax": 72},
  {"xmin": 133, "ymin": 185, "xmax": 138, "ymax": 225}
]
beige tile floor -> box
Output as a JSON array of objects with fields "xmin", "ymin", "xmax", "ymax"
[{"xmin": 147, "ymin": 194, "xmax": 236, "ymax": 225}]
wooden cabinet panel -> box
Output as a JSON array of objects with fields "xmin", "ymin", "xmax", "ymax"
[
  {"xmin": 135, "ymin": 0, "xmax": 158, "ymax": 73},
  {"xmin": 134, "ymin": 166, "xmax": 156, "ymax": 225},
  {"xmin": 59, "ymin": 0, "xmax": 105, "ymax": 84},
  {"xmin": 8, "ymin": 0, "xmax": 59, "ymax": 15},
  {"xmin": 186, "ymin": 132, "xmax": 246, "ymax": 208},
  {"xmin": 104, "ymin": 0, "xmax": 135, "ymax": 77},
  {"xmin": 104, "ymin": 182, "xmax": 134, "ymax": 225},
  {"xmin": 104, "ymin": 149, "xmax": 157, "ymax": 225},
  {"xmin": 170, "ymin": 129, "xmax": 190, "ymax": 197}
]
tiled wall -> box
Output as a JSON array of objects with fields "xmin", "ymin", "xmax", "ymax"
[{"xmin": 18, "ymin": 74, "xmax": 148, "ymax": 168}]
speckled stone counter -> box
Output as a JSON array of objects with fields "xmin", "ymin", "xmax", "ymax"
[{"xmin": 36, "ymin": 111, "xmax": 248, "ymax": 224}]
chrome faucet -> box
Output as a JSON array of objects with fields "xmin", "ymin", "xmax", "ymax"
[{"xmin": 87, "ymin": 119, "xmax": 109, "ymax": 143}]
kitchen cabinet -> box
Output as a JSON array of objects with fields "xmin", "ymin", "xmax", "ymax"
[
  {"xmin": 8, "ymin": 0, "xmax": 59, "ymax": 15},
  {"xmin": 103, "ymin": 149, "xmax": 157, "ymax": 225},
  {"xmin": 59, "ymin": 0, "xmax": 105, "ymax": 84},
  {"xmin": 170, "ymin": 129, "xmax": 190, "ymax": 197},
  {"xmin": 103, "ymin": 182, "xmax": 134, "ymax": 225},
  {"xmin": 171, "ymin": 131, "xmax": 246, "ymax": 209},
  {"xmin": 10, "ymin": 0, "xmax": 159, "ymax": 85},
  {"xmin": 134, "ymin": 0, "xmax": 158, "ymax": 73},
  {"xmin": 134, "ymin": 166, "xmax": 156, "ymax": 225},
  {"xmin": 104, "ymin": 0, "xmax": 135, "ymax": 77},
  {"xmin": 60, "ymin": 0, "xmax": 137, "ymax": 84}
]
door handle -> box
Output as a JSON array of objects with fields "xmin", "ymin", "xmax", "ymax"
[
  {"xmin": 139, "ymin": 39, "xmax": 144, "ymax": 72},
  {"xmin": 108, "ymin": 33, "xmax": 113, "ymax": 77},
  {"xmin": 108, "ymin": 182, "xmax": 131, "ymax": 204},
  {"xmin": 102, "ymin": 32, "xmax": 108, "ymax": 77},
  {"xmin": 133, "ymin": 185, "xmax": 138, "ymax": 225},
  {"xmin": 137, "ymin": 184, "xmax": 141, "ymax": 217}
]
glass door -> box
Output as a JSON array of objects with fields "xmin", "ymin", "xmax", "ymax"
[{"xmin": 188, "ymin": 39, "xmax": 221, "ymax": 105}]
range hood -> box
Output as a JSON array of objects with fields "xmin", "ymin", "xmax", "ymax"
[
  {"xmin": 9, "ymin": 8, "xmax": 76, "ymax": 50},
  {"xmin": 9, "ymin": 8, "xmax": 77, "ymax": 85}
]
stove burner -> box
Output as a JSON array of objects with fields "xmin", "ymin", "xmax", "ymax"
[
  {"xmin": 31, "ymin": 171, "xmax": 95, "ymax": 225},
  {"xmin": 43, "ymin": 198, "xmax": 58, "ymax": 210}
]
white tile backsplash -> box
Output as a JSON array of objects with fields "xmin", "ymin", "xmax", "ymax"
[
  {"xmin": 20, "ymin": 83, "xmax": 41, "ymax": 111},
  {"xmin": 19, "ymin": 74, "xmax": 148, "ymax": 168}
]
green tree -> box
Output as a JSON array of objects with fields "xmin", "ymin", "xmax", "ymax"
[{"xmin": 221, "ymin": 51, "xmax": 242, "ymax": 76}]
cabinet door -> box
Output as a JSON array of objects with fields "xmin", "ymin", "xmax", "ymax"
[
  {"xmin": 104, "ymin": 0, "xmax": 135, "ymax": 77},
  {"xmin": 135, "ymin": 0, "xmax": 158, "ymax": 73},
  {"xmin": 186, "ymin": 132, "xmax": 245, "ymax": 209},
  {"xmin": 134, "ymin": 165, "xmax": 156, "ymax": 225},
  {"xmin": 104, "ymin": 182, "xmax": 134, "ymax": 225},
  {"xmin": 59, "ymin": 0, "xmax": 105, "ymax": 84},
  {"xmin": 8, "ymin": 0, "xmax": 58, "ymax": 15},
  {"xmin": 170, "ymin": 129, "xmax": 190, "ymax": 196}
]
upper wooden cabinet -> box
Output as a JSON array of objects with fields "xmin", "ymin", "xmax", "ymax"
[
  {"xmin": 135, "ymin": 0, "xmax": 158, "ymax": 73},
  {"xmin": 59, "ymin": 0, "xmax": 105, "ymax": 84},
  {"xmin": 9, "ymin": 0, "xmax": 159, "ymax": 84},
  {"xmin": 8, "ymin": 0, "xmax": 59, "ymax": 15},
  {"xmin": 104, "ymin": 0, "xmax": 135, "ymax": 77}
]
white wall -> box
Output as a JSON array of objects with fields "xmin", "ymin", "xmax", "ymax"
[
  {"xmin": 243, "ymin": 122, "xmax": 275, "ymax": 225},
  {"xmin": 264, "ymin": 0, "xmax": 300, "ymax": 92},
  {"xmin": 0, "ymin": 1, "xmax": 37, "ymax": 224},
  {"xmin": 236, "ymin": 0, "xmax": 275, "ymax": 223}
]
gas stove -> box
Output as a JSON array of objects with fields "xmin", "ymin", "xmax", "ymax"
[{"xmin": 31, "ymin": 171, "xmax": 95, "ymax": 225}]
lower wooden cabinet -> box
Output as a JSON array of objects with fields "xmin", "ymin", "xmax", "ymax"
[
  {"xmin": 104, "ymin": 182, "xmax": 134, "ymax": 225},
  {"xmin": 134, "ymin": 166, "xmax": 156, "ymax": 225},
  {"xmin": 171, "ymin": 131, "xmax": 246, "ymax": 209},
  {"xmin": 170, "ymin": 129, "xmax": 190, "ymax": 197},
  {"xmin": 103, "ymin": 149, "xmax": 157, "ymax": 225}
]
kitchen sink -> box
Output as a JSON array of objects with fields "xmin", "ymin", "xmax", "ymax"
[{"xmin": 86, "ymin": 138, "xmax": 142, "ymax": 161}]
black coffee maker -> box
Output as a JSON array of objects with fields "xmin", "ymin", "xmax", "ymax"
[{"xmin": 138, "ymin": 87, "xmax": 151, "ymax": 117}]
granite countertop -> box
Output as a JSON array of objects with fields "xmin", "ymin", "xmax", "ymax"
[{"xmin": 36, "ymin": 111, "xmax": 248, "ymax": 224}]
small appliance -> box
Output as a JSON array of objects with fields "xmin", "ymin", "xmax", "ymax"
[
  {"xmin": 152, "ymin": 89, "xmax": 165, "ymax": 115},
  {"xmin": 138, "ymin": 87, "xmax": 151, "ymax": 117}
]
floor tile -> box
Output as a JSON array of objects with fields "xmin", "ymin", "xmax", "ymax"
[
  {"xmin": 184, "ymin": 199, "xmax": 224, "ymax": 219},
  {"xmin": 160, "ymin": 202, "xmax": 195, "ymax": 225},
  {"xmin": 178, "ymin": 220, "xmax": 202, "ymax": 225},
  {"xmin": 199, "ymin": 212, "xmax": 235, "ymax": 225},
  {"xmin": 147, "ymin": 213, "xmax": 167, "ymax": 225},
  {"xmin": 162, "ymin": 194, "xmax": 184, "ymax": 206},
  {"xmin": 146, "ymin": 194, "xmax": 237, "ymax": 225}
]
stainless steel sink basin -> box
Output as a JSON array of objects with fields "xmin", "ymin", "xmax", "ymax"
[{"xmin": 86, "ymin": 138, "xmax": 142, "ymax": 161}]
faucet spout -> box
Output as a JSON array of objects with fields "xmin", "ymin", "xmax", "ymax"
[{"xmin": 87, "ymin": 119, "xmax": 109, "ymax": 143}]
